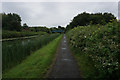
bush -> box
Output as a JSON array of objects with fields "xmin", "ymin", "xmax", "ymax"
[{"xmin": 66, "ymin": 21, "xmax": 120, "ymax": 79}]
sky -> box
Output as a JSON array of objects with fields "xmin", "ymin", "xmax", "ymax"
[{"xmin": 1, "ymin": 0, "xmax": 119, "ymax": 28}]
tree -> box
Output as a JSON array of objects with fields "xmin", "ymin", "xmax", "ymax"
[
  {"xmin": 2, "ymin": 13, "xmax": 22, "ymax": 31},
  {"xmin": 58, "ymin": 26, "xmax": 62, "ymax": 29},
  {"xmin": 58, "ymin": 26, "xmax": 65, "ymax": 30},
  {"xmin": 23, "ymin": 23, "xmax": 28, "ymax": 28},
  {"xmin": 66, "ymin": 12, "xmax": 116, "ymax": 31}
]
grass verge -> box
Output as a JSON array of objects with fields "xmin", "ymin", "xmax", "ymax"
[
  {"xmin": 70, "ymin": 47, "xmax": 98, "ymax": 78},
  {"xmin": 3, "ymin": 35, "xmax": 62, "ymax": 78}
]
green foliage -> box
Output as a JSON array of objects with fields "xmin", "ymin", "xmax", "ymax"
[
  {"xmin": 58, "ymin": 26, "xmax": 65, "ymax": 30},
  {"xmin": 2, "ymin": 30, "xmax": 46, "ymax": 39},
  {"xmin": 2, "ymin": 34, "xmax": 60, "ymax": 73},
  {"xmin": 66, "ymin": 12, "xmax": 116, "ymax": 31},
  {"xmin": 3, "ymin": 35, "xmax": 62, "ymax": 78},
  {"xmin": 73, "ymin": 50, "xmax": 98, "ymax": 78},
  {"xmin": 50, "ymin": 26, "xmax": 65, "ymax": 33},
  {"xmin": 32, "ymin": 27, "xmax": 51, "ymax": 33},
  {"xmin": 66, "ymin": 21, "xmax": 120, "ymax": 78},
  {"xmin": 23, "ymin": 23, "xmax": 28, "ymax": 28},
  {"xmin": 2, "ymin": 13, "xmax": 22, "ymax": 31},
  {"xmin": 50, "ymin": 27, "xmax": 58, "ymax": 31}
]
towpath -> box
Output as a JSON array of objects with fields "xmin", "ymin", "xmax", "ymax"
[{"xmin": 48, "ymin": 34, "xmax": 81, "ymax": 78}]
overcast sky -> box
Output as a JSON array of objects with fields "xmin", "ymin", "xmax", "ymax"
[{"xmin": 1, "ymin": 1, "xmax": 119, "ymax": 27}]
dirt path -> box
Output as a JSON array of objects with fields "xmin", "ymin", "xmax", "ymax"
[{"xmin": 48, "ymin": 34, "xmax": 81, "ymax": 78}]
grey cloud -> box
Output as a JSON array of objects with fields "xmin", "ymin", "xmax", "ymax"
[
  {"xmin": 2, "ymin": 2, "xmax": 118, "ymax": 27},
  {"xmin": 118, "ymin": 1, "xmax": 120, "ymax": 19}
]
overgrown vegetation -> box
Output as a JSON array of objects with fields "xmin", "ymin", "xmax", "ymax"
[
  {"xmin": 2, "ymin": 30, "xmax": 46, "ymax": 39},
  {"xmin": 3, "ymin": 35, "xmax": 62, "ymax": 78},
  {"xmin": 2, "ymin": 33, "xmax": 60, "ymax": 73},
  {"xmin": 66, "ymin": 20, "xmax": 120, "ymax": 79},
  {"xmin": 66, "ymin": 12, "xmax": 116, "ymax": 31}
]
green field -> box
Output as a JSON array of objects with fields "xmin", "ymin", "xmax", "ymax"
[{"xmin": 66, "ymin": 21, "xmax": 120, "ymax": 78}]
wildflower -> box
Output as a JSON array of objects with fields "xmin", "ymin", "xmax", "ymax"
[
  {"xmin": 98, "ymin": 28, "xmax": 100, "ymax": 30},
  {"xmin": 108, "ymin": 63, "xmax": 111, "ymax": 65},
  {"xmin": 84, "ymin": 47, "xmax": 88, "ymax": 51},
  {"xmin": 116, "ymin": 62, "xmax": 119, "ymax": 64}
]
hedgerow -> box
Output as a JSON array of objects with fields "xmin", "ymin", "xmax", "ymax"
[{"xmin": 66, "ymin": 20, "xmax": 120, "ymax": 78}]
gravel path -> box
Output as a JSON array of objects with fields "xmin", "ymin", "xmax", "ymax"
[{"xmin": 48, "ymin": 34, "xmax": 81, "ymax": 78}]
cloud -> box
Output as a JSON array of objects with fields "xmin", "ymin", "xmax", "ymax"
[
  {"xmin": 2, "ymin": 2, "xmax": 118, "ymax": 27},
  {"xmin": 2, "ymin": 0, "xmax": 119, "ymax": 2},
  {"xmin": 118, "ymin": 1, "xmax": 120, "ymax": 19}
]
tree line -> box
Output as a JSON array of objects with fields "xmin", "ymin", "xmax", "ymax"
[
  {"xmin": 2, "ymin": 13, "xmax": 65, "ymax": 33},
  {"xmin": 66, "ymin": 12, "xmax": 116, "ymax": 31}
]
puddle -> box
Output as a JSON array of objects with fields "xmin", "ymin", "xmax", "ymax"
[
  {"xmin": 61, "ymin": 48, "xmax": 66, "ymax": 50},
  {"xmin": 62, "ymin": 59, "xmax": 72, "ymax": 61},
  {"xmin": 64, "ymin": 41, "xmax": 66, "ymax": 43}
]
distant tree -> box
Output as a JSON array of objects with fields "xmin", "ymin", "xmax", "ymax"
[
  {"xmin": 50, "ymin": 27, "xmax": 58, "ymax": 31},
  {"xmin": 103, "ymin": 13, "xmax": 116, "ymax": 23},
  {"xmin": 23, "ymin": 23, "xmax": 28, "ymax": 28},
  {"xmin": 58, "ymin": 26, "xmax": 65, "ymax": 30},
  {"xmin": 58, "ymin": 26, "xmax": 62, "ymax": 29},
  {"xmin": 60, "ymin": 27, "xmax": 65, "ymax": 30},
  {"xmin": 23, "ymin": 23, "xmax": 29, "ymax": 31},
  {"xmin": 66, "ymin": 12, "xmax": 116, "ymax": 31},
  {"xmin": 2, "ymin": 13, "xmax": 22, "ymax": 31},
  {"xmin": 33, "ymin": 26, "xmax": 51, "ymax": 33}
]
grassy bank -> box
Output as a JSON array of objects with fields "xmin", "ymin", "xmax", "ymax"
[
  {"xmin": 66, "ymin": 21, "xmax": 119, "ymax": 79},
  {"xmin": 3, "ymin": 35, "xmax": 62, "ymax": 78},
  {"xmin": 2, "ymin": 30, "xmax": 46, "ymax": 39},
  {"xmin": 71, "ymin": 47, "xmax": 98, "ymax": 78},
  {"xmin": 3, "ymin": 34, "xmax": 60, "ymax": 73}
]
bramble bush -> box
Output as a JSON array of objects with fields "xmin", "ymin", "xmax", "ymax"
[{"xmin": 66, "ymin": 20, "xmax": 120, "ymax": 78}]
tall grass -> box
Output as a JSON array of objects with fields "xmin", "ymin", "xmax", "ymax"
[
  {"xmin": 2, "ymin": 33, "xmax": 60, "ymax": 73},
  {"xmin": 3, "ymin": 35, "xmax": 62, "ymax": 78}
]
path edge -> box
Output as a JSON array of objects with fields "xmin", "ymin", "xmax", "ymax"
[
  {"xmin": 66, "ymin": 34, "xmax": 83, "ymax": 78},
  {"xmin": 44, "ymin": 34, "xmax": 63, "ymax": 78}
]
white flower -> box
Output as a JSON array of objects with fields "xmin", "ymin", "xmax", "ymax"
[{"xmin": 108, "ymin": 63, "xmax": 111, "ymax": 65}]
